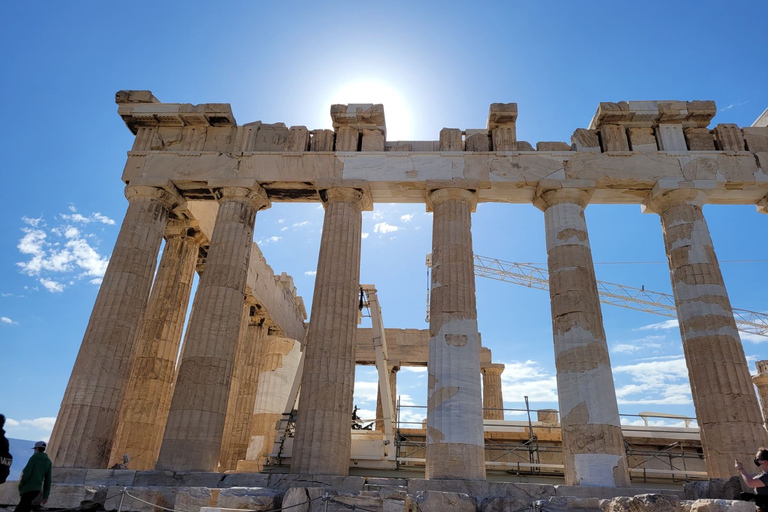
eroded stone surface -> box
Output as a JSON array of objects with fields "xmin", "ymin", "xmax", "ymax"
[{"xmin": 414, "ymin": 490, "xmax": 476, "ymax": 512}]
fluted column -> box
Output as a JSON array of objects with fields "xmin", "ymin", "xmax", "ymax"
[
  {"xmin": 753, "ymin": 361, "xmax": 768, "ymax": 430},
  {"xmin": 157, "ymin": 186, "xmax": 269, "ymax": 471},
  {"xmin": 291, "ymin": 187, "xmax": 367, "ymax": 475},
  {"xmin": 481, "ymin": 364, "xmax": 505, "ymax": 421},
  {"xmin": 534, "ymin": 187, "xmax": 629, "ymax": 487},
  {"xmin": 375, "ymin": 366, "xmax": 399, "ymax": 431},
  {"xmin": 426, "ymin": 188, "xmax": 485, "ymax": 481},
  {"xmin": 48, "ymin": 185, "xmax": 181, "ymax": 468},
  {"xmin": 645, "ymin": 187, "xmax": 767, "ymax": 478},
  {"xmin": 219, "ymin": 297, "xmax": 268, "ymax": 471},
  {"xmin": 108, "ymin": 220, "xmax": 204, "ymax": 469},
  {"xmin": 240, "ymin": 335, "xmax": 303, "ymax": 472}
]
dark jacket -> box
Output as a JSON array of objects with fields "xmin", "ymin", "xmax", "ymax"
[
  {"xmin": 0, "ymin": 428, "xmax": 11, "ymax": 484},
  {"xmin": 18, "ymin": 451, "xmax": 52, "ymax": 498}
]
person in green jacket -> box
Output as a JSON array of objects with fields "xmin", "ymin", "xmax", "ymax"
[{"xmin": 15, "ymin": 441, "xmax": 52, "ymax": 512}]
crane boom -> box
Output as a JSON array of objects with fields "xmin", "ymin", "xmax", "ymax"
[{"xmin": 428, "ymin": 254, "xmax": 768, "ymax": 337}]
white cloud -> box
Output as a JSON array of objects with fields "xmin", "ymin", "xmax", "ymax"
[
  {"xmin": 401, "ymin": 366, "xmax": 427, "ymax": 373},
  {"xmin": 277, "ymin": 219, "xmax": 285, "ymax": 224},
  {"xmin": 741, "ymin": 332, "xmax": 768, "ymax": 344},
  {"xmin": 637, "ymin": 319, "xmax": 679, "ymax": 331},
  {"xmin": 304, "ymin": 271, "xmax": 317, "ymax": 276},
  {"xmin": 354, "ymin": 380, "xmax": 380, "ymax": 402},
  {"xmin": 500, "ymin": 360, "xmax": 559, "ymax": 403},
  {"xmin": 400, "ymin": 214, "xmax": 414, "ymax": 222},
  {"xmin": 1, "ymin": 317, "xmax": 17, "ymax": 325},
  {"xmin": 292, "ymin": 221, "xmax": 309, "ymax": 228},
  {"xmin": 613, "ymin": 357, "xmax": 692, "ymax": 405},
  {"xmin": 257, "ymin": 236, "xmax": 282, "ymax": 245},
  {"xmin": 21, "ymin": 216, "xmax": 43, "ymax": 227},
  {"xmin": 281, "ymin": 227, "xmax": 288, "ymax": 231},
  {"xmin": 374, "ymin": 222, "xmax": 399, "ymax": 234},
  {"xmin": 40, "ymin": 278, "xmax": 65, "ymax": 293},
  {"xmin": 60, "ymin": 210, "xmax": 115, "ymax": 225},
  {"xmin": 89, "ymin": 278, "xmax": 103, "ymax": 285},
  {"xmin": 612, "ymin": 337, "xmax": 663, "ymax": 354},
  {"xmin": 361, "ymin": 233, "xmax": 369, "ymax": 239},
  {"xmin": 4, "ymin": 417, "xmax": 57, "ymax": 442},
  {"xmin": 16, "ymin": 209, "xmax": 113, "ymax": 291}
]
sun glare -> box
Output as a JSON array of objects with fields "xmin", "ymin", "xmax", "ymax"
[{"xmin": 328, "ymin": 79, "xmax": 413, "ymax": 141}]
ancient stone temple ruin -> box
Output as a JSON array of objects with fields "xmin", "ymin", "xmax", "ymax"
[{"xmin": 14, "ymin": 93, "xmax": 768, "ymax": 511}]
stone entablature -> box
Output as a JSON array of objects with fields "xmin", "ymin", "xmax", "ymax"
[{"xmin": 117, "ymin": 92, "xmax": 768, "ymax": 207}]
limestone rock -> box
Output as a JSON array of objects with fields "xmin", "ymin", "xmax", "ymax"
[
  {"xmin": 0, "ymin": 481, "xmax": 20, "ymax": 505},
  {"xmin": 600, "ymin": 124, "xmax": 629, "ymax": 151},
  {"xmin": 514, "ymin": 141, "xmax": 535, "ymax": 151},
  {"xmin": 628, "ymin": 127, "xmax": 658, "ymax": 152},
  {"xmin": 282, "ymin": 487, "xmax": 311, "ymax": 512},
  {"xmin": 571, "ymin": 129, "xmax": 601, "ymax": 153},
  {"xmin": 537, "ymin": 141, "xmax": 572, "ymax": 152},
  {"xmin": 216, "ymin": 487, "xmax": 282, "ymax": 510},
  {"xmin": 466, "ymin": 130, "xmax": 490, "ymax": 152},
  {"xmin": 535, "ymin": 496, "xmax": 603, "ymax": 511},
  {"xmin": 104, "ymin": 486, "xmax": 177, "ymax": 512},
  {"xmin": 47, "ymin": 485, "xmax": 108, "ymax": 509},
  {"xmin": 336, "ymin": 125, "xmax": 359, "ymax": 151},
  {"xmin": 743, "ymin": 127, "xmax": 768, "ymax": 152},
  {"xmin": 286, "ymin": 126, "xmax": 310, "ymax": 151},
  {"xmin": 440, "ymin": 128, "xmax": 463, "ymax": 151},
  {"xmin": 414, "ymin": 490, "xmax": 477, "ymax": 512},
  {"xmin": 601, "ymin": 494, "xmax": 681, "ymax": 512},
  {"xmin": 714, "ymin": 124, "xmax": 745, "ymax": 151},
  {"xmin": 687, "ymin": 500, "xmax": 754, "ymax": 512},
  {"xmin": 684, "ymin": 128, "xmax": 716, "ymax": 151},
  {"xmin": 310, "ymin": 129, "xmax": 335, "ymax": 151},
  {"xmin": 175, "ymin": 487, "xmax": 216, "ymax": 512},
  {"xmin": 492, "ymin": 127, "xmax": 516, "ymax": 151},
  {"xmin": 479, "ymin": 496, "xmax": 530, "ymax": 511},
  {"xmin": 684, "ymin": 478, "xmax": 743, "ymax": 501},
  {"xmin": 362, "ymin": 129, "xmax": 386, "ymax": 151}
]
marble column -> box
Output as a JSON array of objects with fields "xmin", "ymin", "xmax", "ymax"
[
  {"xmin": 481, "ymin": 364, "xmax": 505, "ymax": 421},
  {"xmin": 156, "ymin": 186, "xmax": 269, "ymax": 471},
  {"xmin": 753, "ymin": 361, "xmax": 768, "ymax": 430},
  {"xmin": 534, "ymin": 187, "xmax": 630, "ymax": 487},
  {"xmin": 645, "ymin": 187, "xmax": 767, "ymax": 478},
  {"xmin": 108, "ymin": 220, "xmax": 204, "ymax": 470},
  {"xmin": 426, "ymin": 188, "xmax": 485, "ymax": 481},
  {"xmin": 219, "ymin": 297, "xmax": 268, "ymax": 471},
  {"xmin": 375, "ymin": 366, "xmax": 399, "ymax": 431},
  {"xmin": 291, "ymin": 188, "xmax": 367, "ymax": 476},
  {"xmin": 48, "ymin": 185, "xmax": 181, "ymax": 468},
  {"xmin": 240, "ymin": 335, "xmax": 303, "ymax": 472}
]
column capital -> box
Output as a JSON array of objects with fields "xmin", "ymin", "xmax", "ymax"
[
  {"xmin": 319, "ymin": 186, "xmax": 373, "ymax": 211},
  {"xmin": 426, "ymin": 187, "xmax": 478, "ymax": 212},
  {"xmin": 481, "ymin": 363, "xmax": 505, "ymax": 375},
  {"xmin": 164, "ymin": 219, "xmax": 207, "ymax": 245},
  {"xmin": 757, "ymin": 194, "xmax": 768, "ymax": 215},
  {"xmin": 215, "ymin": 186, "xmax": 270, "ymax": 211},
  {"xmin": 642, "ymin": 184, "xmax": 708, "ymax": 215},
  {"xmin": 125, "ymin": 184, "xmax": 184, "ymax": 212},
  {"xmin": 754, "ymin": 374, "xmax": 768, "ymax": 387},
  {"xmin": 533, "ymin": 185, "xmax": 593, "ymax": 212}
]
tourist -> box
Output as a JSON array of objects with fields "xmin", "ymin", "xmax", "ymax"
[
  {"xmin": 735, "ymin": 449, "xmax": 768, "ymax": 511},
  {"xmin": 0, "ymin": 414, "xmax": 11, "ymax": 483},
  {"xmin": 15, "ymin": 441, "xmax": 52, "ymax": 512}
]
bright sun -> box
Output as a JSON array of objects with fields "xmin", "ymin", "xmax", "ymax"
[{"xmin": 328, "ymin": 79, "xmax": 413, "ymax": 141}]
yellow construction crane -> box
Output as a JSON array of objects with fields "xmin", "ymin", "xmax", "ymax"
[{"xmin": 426, "ymin": 254, "xmax": 768, "ymax": 338}]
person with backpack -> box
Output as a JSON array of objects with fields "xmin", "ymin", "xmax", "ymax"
[{"xmin": 0, "ymin": 414, "xmax": 12, "ymax": 484}]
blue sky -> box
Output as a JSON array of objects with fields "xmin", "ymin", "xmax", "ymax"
[{"xmin": 1, "ymin": 1, "xmax": 767, "ymax": 443}]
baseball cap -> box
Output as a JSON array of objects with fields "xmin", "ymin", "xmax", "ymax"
[{"xmin": 33, "ymin": 441, "xmax": 46, "ymax": 449}]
